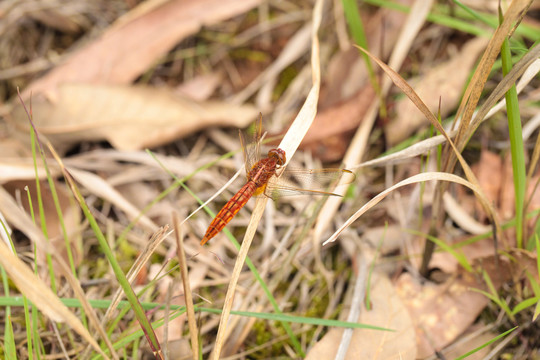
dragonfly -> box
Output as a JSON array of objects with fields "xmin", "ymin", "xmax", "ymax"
[{"xmin": 200, "ymin": 118, "xmax": 355, "ymax": 245}]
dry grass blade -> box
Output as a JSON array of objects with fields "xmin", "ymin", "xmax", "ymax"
[
  {"xmin": 173, "ymin": 213, "xmax": 199, "ymax": 360},
  {"xmin": 335, "ymin": 253, "xmax": 368, "ymax": 359},
  {"xmin": 103, "ymin": 226, "xmax": 170, "ymax": 324},
  {"xmin": 355, "ymin": 130, "xmax": 457, "ymax": 168},
  {"xmin": 183, "ymin": 167, "xmax": 243, "ymax": 225},
  {"xmin": 452, "ymin": 0, "xmax": 532, "ymax": 153},
  {"xmin": 353, "ymin": 45, "xmax": 501, "ymax": 241},
  {"xmin": 232, "ymin": 23, "xmax": 312, "ymax": 105},
  {"xmin": 481, "ymin": 56, "xmax": 540, "ymax": 122},
  {"xmin": 324, "ymin": 172, "xmax": 493, "ymax": 245},
  {"xmin": 210, "ymin": 0, "xmax": 324, "ymax": 358},
  {"xmin": 443, "ymin": 192, "xmax": 491, "ymax": 235},
  {"xmin": 69, "ymin": 168, "xmax": 158, "ymax": 232},
  {"xmin": 471, "ymin": 43, "xmax": 540, "ymax": 133},
  {"xmin": 277, "ymin": 2, "xmax": 322, "ymax": 160},
  {"xmin": 0, "ymin": 160, "xmax": 59, "ymax": 182}
]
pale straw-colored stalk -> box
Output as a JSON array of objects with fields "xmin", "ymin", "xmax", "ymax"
[{"xmin": 210, "ymin": 0, "xmax": 324, "ymax": 357}]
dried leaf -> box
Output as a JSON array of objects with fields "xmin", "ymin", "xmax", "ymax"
[
  {"xmin": 475, "ymin": 150, "xmax": 503, "ymax": 209},
  {"xmin": 306, "ymin": 273, "xmax": 416, "ymax": 359},
  {"xmin": 395, "ymin": 256, "xmax": 513, "ymax": 358},
  {"xmin": 299, "ymin": 86, "xmax": 374, "ymax": 162},
  {"xmin": 11, "ymin": 84, "xmax": 258, "ymax": 152},
  {"xmin": 175, "ymin": 73, "xmax": 223, "ymax": 101},
  {"xmin": 22, "ymin": 0, "xmax": 264, "ymax": 101}
]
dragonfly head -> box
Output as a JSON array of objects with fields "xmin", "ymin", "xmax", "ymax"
[{"xmin": 268, "ymin": 148, "xmax": 286, "ymax": 166}]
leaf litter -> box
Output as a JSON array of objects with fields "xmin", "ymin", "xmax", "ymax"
[{"xmin": 0, "ymin": 0, "xmax": 540, "ymax": 359}]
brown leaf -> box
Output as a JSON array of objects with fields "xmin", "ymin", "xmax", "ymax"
[
  {"xmin": 306, "ymin": 273, "xmax": 416, "ymax": 359},
  {"xmin": 395, "ymin": 256, "xmax": 513, "ymax": 358},
  {"xmin": 474, "ymin": 150, "xmax": 503, "ymax": 221},
  {"xmin": 299, "ymin": 86, "xmax": 374, "ymax": 162},
  {"xmin": 441, "ymin": 324, "xmax": 496, "ymax": 359},
  {"xmin": 175, "ymin": 73, "xmax": 223, "ymax": 101},
  {"xmin": 500, "ymin": 153, "xmax": 516, "ymax": 220},
  {"xmin": 22, "ymin": 0, "xmax": 263, "ymax": 101},
  {"xmin": 10, "ymin": 84, "xmax": 258, "ymax": 152}
]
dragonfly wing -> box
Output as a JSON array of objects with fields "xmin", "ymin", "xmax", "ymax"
[
  {"xmin": 264, "ymin": 168, "xmax": 355, "ymax": 200},
  {"xmin": 239, "ymin": 129, "xmax": 253, "ymax": 174},
  {"xmin": 239, "ymin": 114, "xmax": 263, "ymax": 173}
]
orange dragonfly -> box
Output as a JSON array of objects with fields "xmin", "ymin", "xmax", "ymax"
[{"xmin": 200, "ymin": 119, "xmax": 355, "ymax": 245}]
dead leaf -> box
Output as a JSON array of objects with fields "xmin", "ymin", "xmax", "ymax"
[
  {"xmin": 175, "ymin": 73, "xmax": 223, "ymax": 101},
  {"xmin": 395, "ymin": 256, "xmax": 513, "ymax": 358},
  {"xmin": 299, "ymin": 86, "xmax": 374, "ymax": 162},
  {"xmin": 10, "ymin": 84, "xmax": 258, "ymax": 152},
  {"xmin": 474, "ymin": 150, "xmax": 503, "ymax": 221},
  {"xmin": 361, "ymin": 225, "xmax": 404, "ymax": 255},
  {"xmin": 441, "ymin": 324, "xmax": 496, "ymax": 359},
  {"xmin": 22, "ymin": 0, "xmax": 264, "ymax": 101},
  {"xmin": 500, "ymin": 154, "xmax": 516, "ymax": 221},
  {"xmin": 386, "ymin": 37, "xmax": 488, "ymax": 145},
  {"xmin": 306, "ymin": 273, "xmax": 416, "ymax": 359}
]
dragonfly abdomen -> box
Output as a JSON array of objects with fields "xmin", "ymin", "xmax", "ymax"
[{"xmin": 200, "ymin": 181, "xmax": 258, "ymax": 245}]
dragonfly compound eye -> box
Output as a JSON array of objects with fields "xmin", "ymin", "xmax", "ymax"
[{"xmin": 268, "ymin": 148, "xmax": 286, "ymax": 166}]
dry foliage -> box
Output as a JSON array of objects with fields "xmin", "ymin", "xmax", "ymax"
[{"xmin": 1, "ymin": 0, "xmax": 540, "ymax": 359}]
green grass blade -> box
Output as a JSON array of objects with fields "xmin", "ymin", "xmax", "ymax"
[
  {"xmin": 501, "ymin": 12, "xmax": 526, "ymax": 249},
  {"xmin": 536, "ymin": 235, "xmax": 540, "ymax": 285},
  {"xmin": 511, "ymin": 296, "xmax": 539, "ymax": 316},
  {"xmin": 453, "ymin": 326, "xmax": 518, "ymax": 360},
  {"xmin": 69, "ymin": 181, "xmax": 162, "ymax": 354},
  {"xmin": 4, "ymin": 315, "xmax": 16, "ymax": 360},
  {"xmin": 1, "ymin": 262, "xmax": 16, "ymax": 360},
  {"xmin": 29, "ymin": 128, "xmax": 56, "ymax": 293},
  {"xmin": 409, "ymin": 230, "xmax": 473, "ymax": 272},
  {"xmin": 364, "ymin": 0, "xmax": 539, "ymax": 39}
]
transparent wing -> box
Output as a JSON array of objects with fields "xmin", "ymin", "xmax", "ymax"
[
  {"xmin": 263, "ymin": 168, "xmax": 356, "ymax": 201},
  {"xmin": 240, "ymin": 114, "xmax": 263, "ymax": 174}
]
